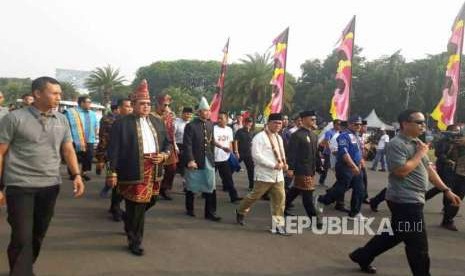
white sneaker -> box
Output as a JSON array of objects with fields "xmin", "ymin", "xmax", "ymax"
[{"xmin": 348, "ymin": 213, "xmax": 368, "ymax": 221}]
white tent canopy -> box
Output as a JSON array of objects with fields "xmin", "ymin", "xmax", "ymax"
[{"xmin": 364, "ymin": 109, "xmax": 394, "ymax": 130}]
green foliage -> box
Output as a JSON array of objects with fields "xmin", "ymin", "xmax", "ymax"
[
  {"xmin": 0, "ymin": 78, "xmax": 32, "ymax": 105},
  {"xmin": 60, "ymin": 82, "xmax": 80, "ymax": 100},
  {"xmin": 161, "ymin": 86, "xmax": 198, "ymax": 115},
  {"xmin": 133, "ymin": 60, "xmax": 220, "ymax": 100},
  {"xmin": 222, "ymin": 53, "xmax": 295, "ymax": 117},
  {"xmin": 85, "ymin": 65, "xmax": 126, "ymax": 106},
  {"xmin": 89, "ymin": 84, "xmax": 132, "ymax": 104},
  {"xmin": 294, "ymin": 47, "xmax": 465, "ymax": 123}
]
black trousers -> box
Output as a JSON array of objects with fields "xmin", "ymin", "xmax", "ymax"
[
  {"xmin": 370, "ymin": 188, "xmax": 387, "ymax": 207},
  {"xmin": 176, "ymin": 143, "xmax": 185, "ymax": 176},
  {"xmin": 124, "ymin": 196, "xmax": 157, "ymax": 248},
  {"xmin": 185, "ymin": 190, "xmax": 217, "ymax": 217},
  {"xmin": 319, "ymin": 164, "xmax": 364, "ymax": 216},
  {"xmin": 318, "ymin": 152, "xmax": 331, "ymax": 184},
  {"xmin": 215, "ymin": 161, "xmax": 239, "ymax": 200},
  {"xmin": 362, "ymin": 167, "xmax": 368, "ymax": 200},
  {"xmin": 110, "ymin": 187, "xmax": 123, "ymax": 214},
  {"xmin": 443, "ymin": 175, "xmax": 465, "ymax": 224},
  {"xmin": 351, "ymin": 201, "xmax": 430, "ymax": 276},
  {"xmin": 241, "ymin": 156, "xmax": 255, "ymax": 189},
  {"xmin": 78, "ymin": 143, "xmax": 94, "ymax": 172},
  {"xmin": 285, "ymin": 187, "xmax": 317, "ymax": 218},
  {"xmin": 6, "ymin": 185, "xmax": 60, "ymax": 276}
]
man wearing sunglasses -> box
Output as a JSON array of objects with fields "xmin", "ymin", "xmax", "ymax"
[
  {"xmin": 152, "ymin": 94, "xmax": 178, "ymax": 201},
  {"xmin": 350, "ymin": 109, "xmax": 461, "ymax": 275}
]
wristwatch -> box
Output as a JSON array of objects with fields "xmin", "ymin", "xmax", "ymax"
[{"xmin": 71, "ymin": 173, "xmax": 81, "ymax": 180}]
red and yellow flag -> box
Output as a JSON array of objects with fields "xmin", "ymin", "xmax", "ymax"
[
  {"xmin": 330, "ymin": 16, "xmax": 355, "ymax": 121},
  {"xmin": 432, "ymin": 3, "xmax": 465, "ymax": 130},
  {"xmin": 210, "ymin": 38, "xmax": 230, "ymax": 122},
  {"xmin": 264, "ymin": 27, "xmax": 289, "ymax": 117}
]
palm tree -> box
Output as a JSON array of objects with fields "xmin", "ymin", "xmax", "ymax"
[
  {"xmin": 85, "ymin": 65, "xmax": 126, "ymax": 106},
  {"xmin": 223, "ymin": 53, "xmax": 295, "ymax": 120}
]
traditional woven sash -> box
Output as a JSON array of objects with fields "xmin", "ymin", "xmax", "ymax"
[
  {"xmin": 68, "ymin": 108, "xmax": 86, "ymax": 152},
  {"xmin": 265, "ymin": 129, "xmax": 286, "ymax": 165}
]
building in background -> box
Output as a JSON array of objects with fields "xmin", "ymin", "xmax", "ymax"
[{"xmin": 56, "ymin": 68, "xmax": 91, "ymax": 94}]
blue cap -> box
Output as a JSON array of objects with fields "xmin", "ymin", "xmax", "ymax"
[{"xmin": 348, "ymin": 115, "xmax": 363, "ymax": 124}]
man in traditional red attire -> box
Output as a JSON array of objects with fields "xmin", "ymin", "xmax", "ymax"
[
  {"xmin": 152, "ymin": 94, "xmax": 178, "ymax": 200},
  {"xmin": 107, "ymin": 79, "xmax": 171, "ymax": 256}
]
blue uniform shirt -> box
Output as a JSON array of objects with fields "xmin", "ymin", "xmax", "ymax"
[{"xmin": 336, "ymin": 129, "xmax": 362, "ymax": 166}]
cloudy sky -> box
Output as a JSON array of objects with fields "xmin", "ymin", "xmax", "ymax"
[{"xmin": 0, "ymin": 0, "xmax": 463, "ymax": 82}]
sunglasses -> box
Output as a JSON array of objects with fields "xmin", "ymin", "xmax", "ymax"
[
  {"xmin": 139, "ymin": 102, "xmax": 151, "ymax": 106},
  {"xmin": 410, "ymin": 120, "xmax": 426, "ymax": 125},
  {"xmin": 164, "ymin": 103, "xmax": 170, "ymax": 107}
]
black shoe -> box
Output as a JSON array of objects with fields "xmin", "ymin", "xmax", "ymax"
[
  {"xmin": 369, "ymin": 200, "xmax": 378, "ymax": 212},
  {"xmin": 82, "ymin": 174, "xmax": 91, "ymax": 181},
  {"xmin": 205, "ymin": 214, "xmax": 222, "ymax": 222},
  {"xmin": 111, "ymin": 210, "xmax": 122, "ymax": 222},
  {"xmin": 186, "ymin": 210, "xmax": 195, "ymax": 217},
  {"xmin": 129, "ymin": 245, "xmax": 144, "ymax": 256},
  {"xmin": 363, "ymin": 198, "xmax": 370, "ymax": 204},
  {"xmin": 160, "ymin": 192, "xmax": 173, "ymax": 201},
  {"xmin": 235, "ymin": 210, "xmax": 245, "ymax": 226},
  {"xmin": 349, "ymin": 251, "xmax": 377, "ymax": 274},
  {"xmin": 335, "ymin": 205, "xmax": 350, "ymax": 213},
  {"xmin": 231, "ymin": 197, "xmax": 243, "ymax": 203},
  {"xmin": 441, "ymin": 222, "xmax": 459, "ymax": 231},
  {"xmin": 378, "ymin": 169, "xmax": 386, "ymax": 172}
]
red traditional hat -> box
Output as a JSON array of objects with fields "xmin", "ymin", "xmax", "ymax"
[{"xmin": 131, "ymin": 79, "xmax": 150, "ymax": 101}]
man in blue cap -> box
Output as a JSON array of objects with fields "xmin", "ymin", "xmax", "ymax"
[{"xmin": 316, "ymin": 115, "xmax": 367, "ymax": 220}]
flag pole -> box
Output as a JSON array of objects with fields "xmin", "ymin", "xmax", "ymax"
[
  {"xmin": 348, "ymin": 16, "xmax": 356, "ymax": 119},
  {"xmin": 281, "ymin": 27, "xmax": 289, "ymax": 113}
]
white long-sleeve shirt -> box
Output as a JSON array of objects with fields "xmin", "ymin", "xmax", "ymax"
[
  {"xmin": 251, "ymin": 131, "xmax": 285, "ymax": 183},
  {"xmin": 140, "ymin": 117, "xmax": 157, "ymax": 154}
]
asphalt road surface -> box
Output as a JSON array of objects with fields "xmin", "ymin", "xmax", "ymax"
[{"xmin": 1, "ymin": 164, "xmax": 465, "ymax": 276}]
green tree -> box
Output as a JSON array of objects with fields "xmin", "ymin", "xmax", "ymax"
[
  {"xmin": 161, "ymin": 86, "xmax": 198, "ymax": 115},
  {"xmin": 223, "ymin": 53, "xmax": 295, "ymax": 119},
  {"xmin": 60, "ymin": 82, "xmax": 80, "ymax": 101},
  {"xmin": 85, "ymin": 65, "xmax": 126, "ymax": 106},
  {"xmin": 0, "ymin": 78, "xmax": 31, "ymax": 105},
  {"xmin": 133, "ymin": 60, "xmax": 220, "ymax": 100}
]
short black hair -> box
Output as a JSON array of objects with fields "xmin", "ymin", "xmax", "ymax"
[
  {"xmin": 22, "ymin": 93, "xmax": 33, "ymax": 99},
  {"xmin": 398, "ymin": 109, "xmax": 421, "ymax": 125},
  {"xmin": 219, "ymin": 111, "xmax": 229, "ymax": 117},
  {"xmin": 117, "ymin": 98, "xmax": 131, "ymax": 107},
  {"xmin": 78, "ymin": 96, "xmax": 90, "ymax": 105},
  {"xmin": 31, "ymin": 77, "xmax": 60, "ymax": 94},
  {"xmin": 182, "ymin": 107, "xmax": 193, "ymax": 113}
]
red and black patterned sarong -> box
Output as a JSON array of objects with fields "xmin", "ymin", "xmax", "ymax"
[{"xmin": 118, "ymin": 154, "xmax": 161, "ymax": 203}]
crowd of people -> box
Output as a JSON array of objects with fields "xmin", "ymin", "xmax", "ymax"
[{"xmin": 0, "ymin": 77, "xmax": 465, "ymax": 275}]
